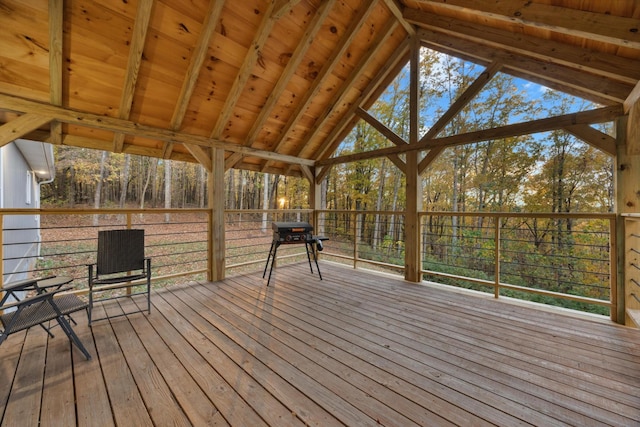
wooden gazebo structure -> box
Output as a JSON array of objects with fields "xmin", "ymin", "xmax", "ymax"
[{"xmin": 1, "ymin": 1, "xmax": 639, "ymax": 324}]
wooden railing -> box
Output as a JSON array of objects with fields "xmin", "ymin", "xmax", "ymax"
[
  {"xmin": 0, "ymin": 208, "xmax": 618, "ymax": 320},
  {"xmin": 623, "ymin": 214, "xmax": 640, "ymax": 326},
  {"xmin": 315, "ymin": 209, "xmax": 617, "ymax": 320}
]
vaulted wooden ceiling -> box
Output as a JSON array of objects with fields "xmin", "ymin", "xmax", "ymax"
[{"xmin": 0, "ymin": 0, "xmax": 638, "ymax": 177}]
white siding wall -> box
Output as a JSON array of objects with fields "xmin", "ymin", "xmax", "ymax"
[{"xmin": 1, "ymin": 143, "xmax": 40, "ymax": 284}]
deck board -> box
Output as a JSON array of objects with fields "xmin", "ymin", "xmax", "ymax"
[{"xmin": 1, "ymin": 262, "xmax": 640, "ymax": 426}]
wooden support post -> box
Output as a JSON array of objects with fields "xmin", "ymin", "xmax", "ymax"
[
  {"xmin": 616, "ymin": 113, "xmax": 640, "ymax": 325},
  {"xmin": 209, "ymin": 148, "xmax": 225, "ymax": 281},
  {"xmin": 494, "ymin": 217, "xmax": 501, "ymax": 299},
  {"xmin": 404, "ymin": 35, "xmax": 421, "ymax": 282}
]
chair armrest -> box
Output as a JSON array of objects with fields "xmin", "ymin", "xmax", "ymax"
[
  {"xmin": 1, "ymin": 275, "xmax": 56, "ymax": 293},
  {"xmin": 1, "ymin": 290, "xmax": 54, "ymax": 311}
]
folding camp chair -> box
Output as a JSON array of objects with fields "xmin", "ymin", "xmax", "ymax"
[{"xmin": 0, "ymin": 276, "xmax": 91, "ymax": 360}]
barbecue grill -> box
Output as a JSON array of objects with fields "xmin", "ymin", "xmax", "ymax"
[{"xmin": 263, "ymin": 222, "xmax": 325, "ymax": 286}]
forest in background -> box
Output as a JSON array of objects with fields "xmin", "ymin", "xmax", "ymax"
[
  {"xmin": 42, "ymin": 49, "xmax": 615, "ymax": 217},
  {"xmin": 39, "ymin": 49, "xmax": 617, "ymax": 314}
]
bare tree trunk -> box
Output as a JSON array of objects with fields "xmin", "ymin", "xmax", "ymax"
[
  {"xmin": 198, "ymin": 165, "xmax": 206, "ymax": 208},
  {"xmin": 164, "ymin": 159, "xmax": 172, "ymax": 222},
  {"xmin": 68, "ymin": 166, "xmax": 75, "ymax": 208},
  {"xmin": 93, "ymin": 151, "xmax": 109, "ymax": 226},
  {"xmin": 139, "ymin": 158, "xmax": 156, "ymax": 209},
  {"xmin": 261, "ymin": 173, "xmax": 269, "ymax": 233},
  {"xmin": 373, "ymin": 158, "xmax": 387, "ymax": 249},
  {"xmin": 119, "ymin": 154, "xmax": 131, "ymax": 208}
]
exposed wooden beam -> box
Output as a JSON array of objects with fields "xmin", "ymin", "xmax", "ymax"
[
  {"xmin": 356, "ymin": 107, "xmax": 406, "ymax": 146},
  {"xmin": 386, "ymin": 153, "xmax": 406, "ymax": 174},
  {"xmin": 316, "ymin": 105, "xmax": 623, "ymax": 167},
  {"xmin": 48, "ymin": 0, "xmax": 63, "ymax": 146},
  {"xmin": 163, "ymin": 0, "xmax": 225, "ymax": 162},
  {"xmin": 381, "ymin": 0, "xmax": 415, "ymax": 35},
  {"xmin": 0, "ymin": 93, "xmax": 314, "ymax": 166},
  {"xmin": 417, "ymin": 28, "xmax": 633, "ymax": 105},
  {"xmin": 272, "ymin": 0, "xmax": 303, "ymax": 20},
  {"xmin": 418, "ymin": 147, "xmax": 445, "ymax": 174},
  {"xmin": 624, "ymin": 80, "xmax": 640, "ymax": 114},
  {"xmin": 270, "ymin": 0, "xmax": 376, "ymax": 154},
  {"xmin": 0, "ymin": 114, "xmax": 52, "ymax": 147},
  {"xmin": 419, "ymin": 61, "xmax": 502, "ymax": 146},
  {"xmin": 224, "ymin": 152, "xmax": 244, "ymax": 170},
  {"xmin": 315, "ymin": 164, "xmax": 333, "ymax": 182},
  {"xmin": 411, "ymin": 0, "xmax": 640, "ymax": 49},
  {"xmin": 405, "ymin": 9, "xmax": 640, "ymax": 87},
  {"xmin": 184, "ymin": 145, "xmax": 212, "ymax": 172},
  {"xmin": 298, "ymin": 17, "xmax": 402, "ymax": 159},
  {"xmin": 210, "ymin": 1, "xmax": 278, "ymax": 139},
  {"xmin": 244, "ymin": 0, "xmax": 335, "ymax": 146},
  {"xmin": 299, "ymin": 164, "xmax": 314, "ymax": 183},
  {"xmin": 564, "ymin": 124, "xmax": 616, "ymax": 157},
  {"xmin": 315, "ymin": 42, "xmax": 411, "ymax": 161},
  {"xmin": 112, "ymin": 0, "xmax": 154, "ymax": 153}
]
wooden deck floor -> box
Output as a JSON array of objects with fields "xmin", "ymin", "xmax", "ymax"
[{"xmin": 1, "ymin": 262, "xmax": 640, "ymax": 426}]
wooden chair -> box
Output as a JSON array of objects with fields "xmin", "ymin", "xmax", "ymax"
[
  {"xmin": 87, "ymin": 229, "xmax": 151, "ymax": 325},
  {"xmin": 0, "ymin": 276, "xmax": 91, "ymax": 360}
]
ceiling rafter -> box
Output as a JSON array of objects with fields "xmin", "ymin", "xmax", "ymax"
[
  {"xmin": 242, "ymin": 0, "xmax": 336, "ymax": 154},
  {"xmin": 316, "ymin": 105, "xmax": 623, "ymax": 167},
  {"xmin": 410, "ymin": 0, "xmax": 640, "ymax": 49},
  {"xmin": 112, "ymin": 0, "xmax": 154, "ymax": 154},
  {"xmin": 315, "ymin": 42, "xmax": 411, "ymax": 162},
  {"xmin": 296, "ymin": 17, "xmax": 401, "ymax": 160},
  {"xmin": 404, "ymin": 9, "xmax": 640, "ymax": 86},
  {"xmin": 210, "ymin": 1, "xmax": 278, "ymax": 139},
  {"xmin": 161, "ymin": 0, "xmax": 226, "ymax": 170},
  {"xmin": 417, "ymin": 28, "xmax": 633, "ymax": 105},
  {"xmin": 48, "ymin": 0, "xmax": 63, "ymax": 146},
  {"xmin": 0, "ymin": 94, "xmax": 314, "ymax": 167},
  {"xmin": 0, "ymin": 114, "xmax": 52, "ymax": 147},
  {"xmin": 268, "ymin": 0, "xmax": 378, "ymax": 157}
]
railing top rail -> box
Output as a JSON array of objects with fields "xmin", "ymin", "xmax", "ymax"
[
  {"xmin": 316, "ymin": 209, "xmax": 615, "ymax": 219},
  {"xmin": 0, "ymin": 208, "xmax": 210, "ymax": 215}
]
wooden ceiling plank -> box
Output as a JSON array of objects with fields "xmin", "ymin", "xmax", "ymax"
[
  {"xmin": 245, "ymin": 0, "xmax": 336, "ymax": 146},
  {"xmin": 171, "ymin": 0, "xmax": 225, "ymax": 130},
  {"xmin": 314, "ymin": 41, "xmax": 411, "ymax": 161},
  {"xmin": 270, "ymin": 0, "xmax": 377, "ymax": 154},
  {"xmin": 210, "ymin": 1, "xmax": 278, "ymax": 139},
  {"xmin": 357, "ymin": 107, "xmax": 406, "ymax": 146},
  {"xmin": 0, "ymin": 114, "xmax": 52, "ymax": 147},
  {"xmin": 316, "ymin": 105, "xmax": 623, "ymax": 167},
  {"xmin": 404, "ymin": 9, "xmax": 640, "ymax": 86},
  {"xmin": 296, "ymin": 17, "xmax": 401, "ymax": 158},
  {"xmin": 112, "ymin": 0, "xmax": 154, "ymax": 153},
  {"xmin": 0, "ymin": 93, "xmax": 314, "ymax": 167},
  {"xmin": 164, "ymin": 0, "xmax": 226, "ymax": 163},
  {"xmin": 272, "ymin": 0, "xmax": 304, "ymax": 20},
  {"xmin": 419, "ymin": 61, "xmax": 502, "ymax": 145},
  {"xmin": 564, "ymin": 124, "xmax": 616, "ymax": 156},
  {"xmin": 417, "ymin": 28, "xmax": 633, "ymax": 105},
  {"xmin": 48, "ymin": 0, "xmax": 63, "ymax": 146},
  {"xmin": 411, "ymin": 0, "xmax": 640, "ymax": 49}
]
